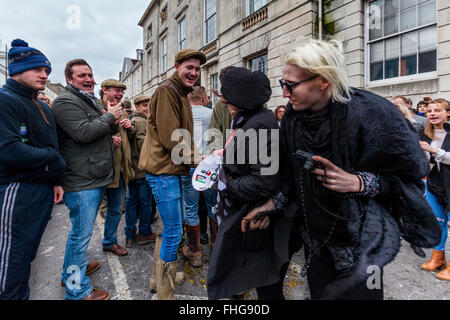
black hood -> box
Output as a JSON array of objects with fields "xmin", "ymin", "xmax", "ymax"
[{"xmin": 220, "ymin": 67, "xmax": 271, "ymax": 113}]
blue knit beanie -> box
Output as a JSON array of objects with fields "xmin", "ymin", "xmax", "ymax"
[{"xmin": 8, "ymin": 39, "xmax": 52, "ymax": 76}]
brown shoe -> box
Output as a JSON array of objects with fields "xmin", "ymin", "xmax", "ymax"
[
  {"xmin": 86, "ymin": 261, "xmax": 101, "ymax": 276},
  {"xmin": 137, "ymin": 233, "xmax": 157, "ymax": 245},
  {"xmin": 82, "ymin": 288, "xmax": 110, "ymax": 300},
  {"xmin": 421, "ymin": 249, "xmax": 446, "ymax": 272},
  {"xmin": 436, "ymin": 264, "xmax": 450, "ymax": 281},
  {"xmin": 61, "ymin": 261, "xmax": 100, "ymax": 287},
  {"xmin": 103, "ymin": 244, "xmax": 128, "ymax": 256},
  {"xmin": 125, "ymin": 238, "xmax": 136, "ymax": 248}
]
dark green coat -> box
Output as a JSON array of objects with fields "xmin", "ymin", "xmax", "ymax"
[{"xmin": 52, "ymin": 85, "xmax": 118, "ymax": 192}]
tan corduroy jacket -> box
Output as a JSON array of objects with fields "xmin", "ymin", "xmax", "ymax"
[
  {"xmin": 138, "ymin": 72, "xmax": 201, "ymax": 176},
  {"xmin": 101, "ymin": 100, "xmax": 134, "ymax": 188}
]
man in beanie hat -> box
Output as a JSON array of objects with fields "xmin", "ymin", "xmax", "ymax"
[
  {"xmin": 97, "ymin": 79, "xmax": 135, "ymax": 256},
  {"xmin": 124, "ymin": 96, "xmax": 158, "ymax": 248},
  {"xmin": 138, "ymin": 49, "xmax": 206, "ymax": 299},
  {"xmin": 0, "ymin": 39, "xmax": 65, "ymax": 300},
  {"xmin": 53, "ymin": 60, "xmax": 123, "ymax": 300}
]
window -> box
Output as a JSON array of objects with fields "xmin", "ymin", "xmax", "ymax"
[
  {"xmin": 147, "ymin": 24, "xmax": 152, "ymax": 40},
  {"xmin": 367, "ymin": 0, "xmax": 437, "ymax": 83},
  {"xmin": 248, "ymin": 53, "xmax": 268, "ymax": 75},
  {"xmin": 248, "ymin": 0, "xmax": 266, "ymax": 15},
  {"xmin": 147, "ymin": 51, "xmax": 152, "ymax": 81},
  {"xmin": 210, "ymin": 73, "xmax": 218, "ymax": 105},
  {"xmin": 178, "ymin": 16, "xmax": 186, "ymax": 50},
  {"xmin": 204, "ymin": 0, "xmax": 216, "ymax": 44},
  {"xmin": 161, "ymin": 36, "xmax": 167, "ymax": 73}
]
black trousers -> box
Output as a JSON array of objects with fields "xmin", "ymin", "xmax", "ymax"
[
  {"xmin": 198, "ymin": 192, "xmax": 208, "ymax": 234},
  {"xmin": 256, "ymin": 244, "xmax": 384, "ymax": 300},
  {"xmin": 0, "ymin": 182, "xmax": 54, "ymax": 300},
  {"xmin": 306, "ymin": 246, "xmax": 384, "ymax": 300}
]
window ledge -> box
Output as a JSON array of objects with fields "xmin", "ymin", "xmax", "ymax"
[
  {"xmin": 201, "ymin": 40, "xmax": 217, "ymax": 55},
  {"xmin": 242, "ymin": 6, "xmax": 268, "ymax": 31},
  {"xmin": 367, "ymin": 72, "xmax": 438, "ymax": 88}
]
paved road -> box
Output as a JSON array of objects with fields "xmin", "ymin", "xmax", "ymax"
[{"xmin": 29, "ymin": 204, "xmax": 449, "ymax": 300}]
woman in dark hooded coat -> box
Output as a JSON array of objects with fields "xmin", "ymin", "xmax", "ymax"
[{"xmin": 206, "ymin": 68, "xmax": 293, "ymax": 300}]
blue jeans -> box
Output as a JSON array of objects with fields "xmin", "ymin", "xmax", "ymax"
[
  {"xmin": 125, "ymin": 178, "xmax": 153, "ymax": 240},
  {"xmin": 61, "ymin": 187, "xmax": 106, "ymax": 300},
  {"xmin": 146, "ymin": 174, "xmax": 183, "ymax": 263},
  {"xmin": 425, "ymin": 187, "xmax": 449, "ymax": 252},
  {"xmin": 203, "ymin": 188, "xmax": 218, "ymax": 220},
  {"xmin": 103, "ymin": 174, "xmax": 126, "ymax": 248},
  {"xmin": 181, "ymin": 168, "xmax": 200, "ymax": 226},
  {"xmin": 181, "ymin": 168, "xmax": 217, "ymax": 226}
]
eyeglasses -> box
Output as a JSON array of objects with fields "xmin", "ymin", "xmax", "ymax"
[{"xmin": 279, "ymin": 75, "xmax": 319, "ymax": 94}]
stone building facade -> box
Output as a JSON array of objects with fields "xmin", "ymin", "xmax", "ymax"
[
  {"xmin": 131, "ymin": 0, "xmax": 449, "ymax": 109},
  {"xmin": 0, "ymin": 45, "xmax": 7, "ymax": 88},
  {"xmin": 120, "ymin": 50, "xmax": 144, "ymax": 101}
]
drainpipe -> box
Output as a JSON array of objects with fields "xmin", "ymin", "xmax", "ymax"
[{"xmin": 318, "ymin": 0, "xmax": 323, "ymax": 40}]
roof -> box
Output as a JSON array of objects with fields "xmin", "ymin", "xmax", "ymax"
[
  {"xmin": 46, "ymin": 80, "xmax": 65, "ymax": 95},
  {"xmin": 138, "ymin": 0, "xmax": 159, "ymax": 27}
]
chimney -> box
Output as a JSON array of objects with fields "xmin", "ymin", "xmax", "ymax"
[{"xmin": 136, "ymin": 49, "xmax": 144, "ymax": 61}]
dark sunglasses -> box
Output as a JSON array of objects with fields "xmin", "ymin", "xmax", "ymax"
[{"xmin": 279, "ymin": 75, "xmax": 319, "ymax": 94}]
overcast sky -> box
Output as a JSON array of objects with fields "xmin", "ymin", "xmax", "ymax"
[{"xmin": 0, "ymin": 0, "xmax": 149, "ymax": 94}]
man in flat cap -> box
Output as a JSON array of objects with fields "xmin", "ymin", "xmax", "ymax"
[
  {"xmin": 53, "ymin": 60, "xmax": 123, "ymax": 300},
  {"xmin": 139, "ymin": 49, "xmax": 206, "ymax": 299},
  {"xmin": 124, "ymin": 96, "xmax": 158, "ymax": 248},
  {"xmin": 0, "ymin": 39, "xmax": 65, "ymax": 300},
  {"xmin": 98, "ymin": 79, "xmax": 135, "ymax": 257}
]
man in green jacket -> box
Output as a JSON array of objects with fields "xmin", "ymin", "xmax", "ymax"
[
  {"xmin": 124, "ymin": 95, "xmax": 157, "ymax": 248},
  {"xmin": 138, "ymin": 49, "xmax": 206, "ymax": 299},
  {"xmin": 53, "ymin": 59, "xmax": 122, "ymax": 300},
  {"xmin": 99, "ymin": 79, "xmax": 134, "ymax": 257}
]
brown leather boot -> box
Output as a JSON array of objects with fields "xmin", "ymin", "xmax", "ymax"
[
  {"xmin": 209, "ymin": 217, "xmax": 218, "ymax": 248},
  {"xmin": 436, "ymin": 264, "xmax": 450, "ymax": 281},
  {"xmin": 137, "ymin": 232, "xmax": 157, "ymax": 245},
  {"xmin": 421, "ymin": 249, "xmax": 447, "ymax": 272},
  {"xmin": 182, "ymin": 224, "xmax": 202, "ymax": 267}
]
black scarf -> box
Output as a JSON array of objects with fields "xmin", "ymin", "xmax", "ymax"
[{"xmin": 298, "ymin": 105, "xmax": 333, "ymax": 160}]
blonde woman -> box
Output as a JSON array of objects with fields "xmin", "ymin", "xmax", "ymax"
[
  {"xmin": 391, "ymin": 96, "xmax": 424, "ymax": 132},
  {"xmin": 243, "ymin": 38, "xmax": 441, "ymax": 299},
  {"xmin": 419, "ymin": 99, "xmax": 450, "ymax": 281}
]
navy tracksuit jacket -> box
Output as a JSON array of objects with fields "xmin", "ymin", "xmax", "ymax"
[{"xmin": 0, "ymin": 79, "xmax": 65, "ymax": 300}]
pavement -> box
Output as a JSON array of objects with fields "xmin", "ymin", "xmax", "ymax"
[{"xmin": 29, "ymin": 203, "xmax": 449, "ymax": 300}]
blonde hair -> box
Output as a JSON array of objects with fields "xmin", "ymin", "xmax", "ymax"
[
  {"xmin": 393, "ymin": 101, "xmax": 414, "ymax": 123},
  {"xmin": 425, "ymin": 99, "xmax": 450, "ymax": 140},
  {"xmin": 283, "ymin": 38, "xmax": 351, "ymax": 103}
]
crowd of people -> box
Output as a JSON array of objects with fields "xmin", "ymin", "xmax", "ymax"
[{"xmin": 0, "ymin": 37, "xmax": 448, "ymax": 301}]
